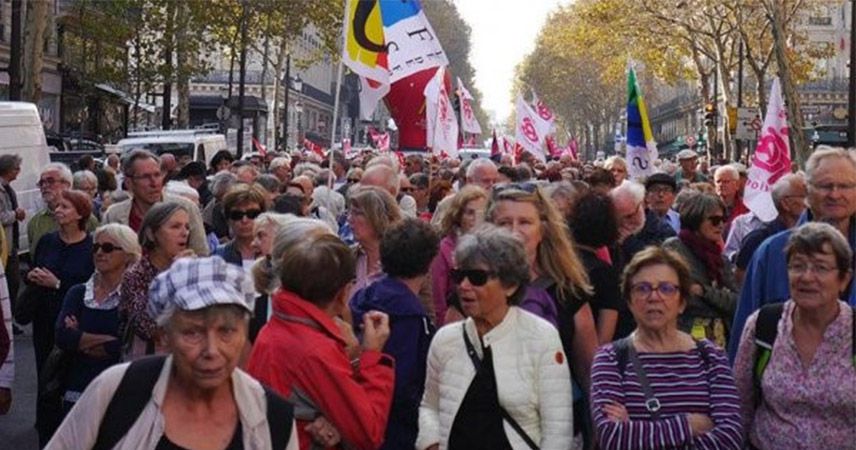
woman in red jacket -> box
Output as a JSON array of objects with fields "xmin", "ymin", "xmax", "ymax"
[{"xmin": 247, "ymin": 229, "xmax": 395, "ymax": 450}]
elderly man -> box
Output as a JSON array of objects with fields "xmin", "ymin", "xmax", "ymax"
[
  {"xmin": 361, "ymin": 163, "xmax": 417, "ymax": 217},
  {"xmin": 28, "ymin": 163, "xmax": 99, "ymax": 251},
  {"xmin": 431, "ymin": 158, "xmax": 498, "ymax": 226},
  {"xmin": 714, "ymin": 165, "xmax": 749, "ymax": 231},
  {"xmin": 675, "ymin": 149, "xmax": 708, "ymax": 183},
  {"xmin": 644, "ymin": 172, "xmax": 680, "ymax": 233},
  {"xmin": 103, "ymin": 150, "xmax": 208, "ymax": 256},
  {"xmin": 728, "ymin": 147, "xmax": 856, "ymax": 360},
  {"xmin": 614, "ymin": 180, "xmax": 675, "ymax": 263},
  {"xmin": 269, "ymin": 156, "xmax": 292, "ymax": 184},
  {"xmin": 0, "ymin": 155, "xmax": 24, "ymax": 306}
]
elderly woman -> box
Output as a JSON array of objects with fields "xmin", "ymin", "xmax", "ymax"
[
  {"xmin": 348, "ymin": 186, "xmax": 402, "ymax": 291},
  {"xmin": 663, "ymin": 192, "xmax": 737, "ymax": 348},
  {"xmin": 417, "ymin": 225, "xmax": 572, "ymax": 449},
  {"xmin": 590, "ymin": 246, "xmax": 743, "ymax": 449},
  {"xmin": 214, "ymin": 184, "xmax": 268, "ymax": 269},
  {"xmin": 27, "ymin": 189, "xmax": 95, "ymax": 444},
  {"xmin": 431, "ymin": 185, "xmax": 488, "ymax": 325},
  {"xmin": 351, "ymin": 218, "xmax": 438, "ymax": 450},
  {"xmin": 47, "ymin": 257, "xmax": 299, "ymax": 449},
  {"xmin": 487, "ymin": 183, "xmax": 598, "ymax": 447},
  {"xmin": 247, "ymin": 229, "xmax": 395, "ymax": 449},
  {"xmin": 734, "ymin": 223, "xmax": 855, "ymax": 449},
  {"xmin": 119, "ymin": 201, "xmax": 193, "ymax": 359},
  {"xmin": 54, "ymin": 224, "xmax": 140, "ymax": 414}
]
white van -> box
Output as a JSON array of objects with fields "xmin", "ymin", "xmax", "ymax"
[
  {"xmin": 116, "ymin": 130, "xmax": 233, "ymax": 168},
  {"xmin": 0, "ymin": 102, "xmax": 52, "ymax": 253}
]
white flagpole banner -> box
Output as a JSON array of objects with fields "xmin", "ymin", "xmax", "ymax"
[
  {"xmin": 515, "ymin": 95, "xmax": 546, "ymax": 162},
  {"xmin": 457, "ymin": 78, "xmax": 482, "ymax": 135},
  {"xmin": 424, "ymin": 67, "xmax": 458, "ymax": 158}
]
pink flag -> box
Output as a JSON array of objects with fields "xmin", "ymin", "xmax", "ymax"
[
  {"xmin": 545, "ymin": 135, "xmax": 560, "ymax": 158},
  {"xmin": 252, "ymin": 137, "xmax": 267, "ymax": 157},
  {"xmin": 515, "ymin": 95, "xmax": 546, "ymax": 162},
  {"xmin": 569, "ymin": 137, "xmax": 579, "ymax": 160},
  {"xmin": 530, "ymin": 90, "xmax": 555, "ymax": 138},
  {"xmin": 490, "ymin": 129, "xmax": 500, "ymax": 158},
  {"xmin": 743, "ymin": 78, "xmax": 792, "ymax": 222}
]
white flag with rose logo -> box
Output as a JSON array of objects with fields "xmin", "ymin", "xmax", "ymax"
[
  {"xmin": 457, "ymin": 78, "xmax": 482, "ymax": 135},
  {"xmin": 424, "ymin": 66, "xmax": 459, "ymax": 158},
  {"xmin": 743, "ymin": 78, "xmax": 792, "ymax": 222},
  {"xmin": 515, "ymin": 95, "xmax": 546, "ymax": 162}
]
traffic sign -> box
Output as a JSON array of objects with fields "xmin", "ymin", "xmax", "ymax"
[
  {"xmin": 686, "ymin": 135, "xmax": 696, "ymax": 147},
  {"xmin": 736, "ymin": 107, "xmax": 760, "ymax": 140},
  {"xmin": 216, "ymin": 105, "xmax": 231, "ymax": 121}
]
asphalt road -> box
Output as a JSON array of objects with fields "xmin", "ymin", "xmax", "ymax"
[{"xmin": 0, "ymin": 327, "xmax": 40, "ymax": 449}]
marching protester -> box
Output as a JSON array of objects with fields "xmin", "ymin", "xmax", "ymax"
[
  {"xmin": 417, "ymin": 225, "xmax": 572, "ymax": 449},
  {"xmin": 590, "ymin": 247, "xmax": 742, "ymax": 450},
  {"xmin": 48, "ymin": 256, "xmax": 299, "ymax": 449},
  {"xmin": 53, "ymin": 224, "xmax": 140, "ymax": 414},
  {"xmin": 733, "ymin": 223, "xmax": 855, "ymax": 450},
  {"xmin": 119, "ymin": 202, "xmax": 193, "ymax": 360},
  {"xmin": 348, "ymin": 187, "xmax": 403, "ymax": 292},
  {"xmin": 248, "ymin": 212, "xmax": 295, "ymax": 342},
  {"xmin": 213, "ymin": 184, "xmax": 268, "ymax": 268}
]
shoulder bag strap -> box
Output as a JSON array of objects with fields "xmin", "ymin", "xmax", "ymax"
[
  {"xmin": 264, "ymin": 386, "xmax": 295, "ymax": 450},
  {"xmin": 92, "ymin": 355, "xmax": 167, "ymax": 450},
  {"xmin": 626, "ymin": 340, "xmax": 662, "ymax": 421},
  {"xmin": 461, "ymin": 325, "xmax": 539, "ymax": 450}
]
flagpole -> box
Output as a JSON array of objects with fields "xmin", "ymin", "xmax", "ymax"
[{"xmin": 329, "ymin": 58, "xmax": 344, "ymax": 189}]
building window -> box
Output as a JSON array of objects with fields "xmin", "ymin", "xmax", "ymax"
[{"xmin": 808, "ymin": 16, "xmax": 832, "ymax": 26}]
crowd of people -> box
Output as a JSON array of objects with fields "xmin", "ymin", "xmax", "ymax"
[{"xmin": 0, "ymin": 142, "xmax": 852, "ymax": 450}]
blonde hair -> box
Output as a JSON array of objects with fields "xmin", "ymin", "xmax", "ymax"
[
  {"xmin": 487, "ymin": 186, "xmax": 592, "ymax": 300},
  {"xmin": 348, "ymin": 186, "xmax": 402, "ymax": 240},
  {"xmin": 440, "ymin": 185, "xmax": 488, "ymax": 237}
]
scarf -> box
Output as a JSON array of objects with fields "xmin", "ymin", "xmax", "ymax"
[{"xmin": 678, "ymin": 229, "xmax": 724, "ymax": 284}]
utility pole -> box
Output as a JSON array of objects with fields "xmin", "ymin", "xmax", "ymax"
[
  {"xmin": 8, "ymin": 0, "xmax": 22, "ymax": 101},
  {"xmin": 162, "ymin": 2, "xmax": 175, "ymax": 130},
  {"xmin": 281, "ymin": 54, "xmax": 290, "ymax": 152},
  {"xmin": 847, "ymin": 0, "xmax": 855, "ymax": 147},
  {"xmin": 236, "ymin": 0, "xmax": 248, "ymax": 157}
]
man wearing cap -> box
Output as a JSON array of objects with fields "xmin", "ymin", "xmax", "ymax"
[
  {"xmin": 675, "ymin": 150, "xmax": 708, "ymax": 183},
  {"xmin": 645, "ymin": 172, "xmax": 681, "ymax": 233},
  {"xmin": 47, "ymin": 256, "xmax": 302, "ymax": 449}
]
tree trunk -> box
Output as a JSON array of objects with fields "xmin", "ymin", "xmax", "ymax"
[
  {"xmin": 769, "ymin": 0, "xmax": 807, "ymax": 166},
  {"xmin": 162, "ymin": 1, "xmax": 176, "ymax": 130},
  {"xmin": 175, "ymin": 2, "xmax": 190, "ymax": 129},
  {"xmin": 259, "ymin": 31, "xmax": 271, "ymax": 144},
  {"xmin": 22, "ymin": 0, "xmax": 50, "ymax": 103}
]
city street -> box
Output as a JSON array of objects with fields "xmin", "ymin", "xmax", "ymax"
[{"xmin": 0, "ymin": 328, "xmax": 40, "ymax": 450}]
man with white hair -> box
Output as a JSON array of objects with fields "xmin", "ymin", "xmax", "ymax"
[
  {"xmin": 269, "ymin": 156, "xmax": 292, "ymax": 184},
  {"xmin": 611, "ymin": 181, "xmax": 675, "ymax": 264},
  {"xmin": 431, "ymin": 158, "xmax": 499, "ymax": 227},
  {"xmin": 361, "ymin": 164, "xmax": 417, "ymax": 217},
  {"xmin": 28, "ymin": 163, "xmax": 99, "ymax": 251},
  {"xmin": 714, "ymin": 164, "xmax": 748, "ymax": 234}
]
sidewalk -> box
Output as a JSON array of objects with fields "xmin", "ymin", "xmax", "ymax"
[{"xmin": 0, "ymin": 328, "xmax": 39, "ymax": 449}]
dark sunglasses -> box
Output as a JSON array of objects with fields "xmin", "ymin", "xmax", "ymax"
[
  {"xmin": 450, "ymin": 268, "xmax": 496, "ymax": 287},
  {"xmin": 92, "ymin": 243, "xmax": 123, "ymax": 254},
  {"xmin": 229, "ymin": 209, "xmax": 263, "ymax": 221},
  {"xmin": 492, "ymin": 182, "xmax": 539, "ymax": 196},
  {"xmin": 706, "ymin": 215, "xmax": 725, "ymax": 226}
]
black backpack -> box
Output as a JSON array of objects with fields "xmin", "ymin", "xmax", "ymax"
[
  {"xmin": 91, "ymin": 356, "xmax": 294, "ymax": 450},
  {"xmin": 752, "ymin": 303, "xmax": 856, "ymax": 400}
]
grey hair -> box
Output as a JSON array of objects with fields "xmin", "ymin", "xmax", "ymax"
[
  {"xmin": 610, "ymin": 180, "xmax": 645, "ymax": 204},
  {"xmin": 454, "ymin": 224, "xmax": 530, "ymax": 305},
  {"xmin": 805, "ymin": 146, "xmax": 856, "ymax": 185},
  {"xmin": 293, "ymin": 162, "xmax": 322, "ymax": 179},
  {"xmin": 254, "ymin": 212, "xmax": 297, "ymax": 232},
  {"xmin": 466, "ymin": 158, "xmax": 497, "ymax": 181},
  {"xmin": 714, "ymin": 164, "xmax": 739, "ymax": 180},
  {"xmin": 269, "ymin": 156, "xmax": 291, "ymax": 171},
  {"xmin": 138, "ymin": 201, "xmax": 189, "ymax": 250},
  {"xmin": 270, "ymin": 217, "xmax": 334, "ymax": 279},
  {"xmin": 785, "ymin": 222, "xmax": 853, "ymax": 277},
  {"xmin": 72, "ymin": 170, "xmax": 98, "ymax": 190},
  {"xmin": 0, "ymin": 154, "xmax": 22, "ymax": 176},
  {"xmin": 164, "ymin": 181, "xmax": 199, "ymax": 204},
  {"xmin": 361, "ymin": 164, "xmax": 399, "ymax": 196},
  {"xmin": 110, "ymin": 190, "xmax": 130, "ymax": 204},
  {"xmin": 678, "ymin": 192, "xmax": 726, "ymax": 231},
  {"xmin": 254, "ymin": 174, "xmax": 281, "ymax": 194},
  {"xmin": 366, "ymin": 155, "xmax": 400, "ymax": 173},
  {"xmin": 41, "ymin": 162, "xmax": 73, "ymax": 185},
  {"xmin": 604, "ymin": 155, "xmax": 627, "ymax": 170},
  {"xmin": 94, "ymin": 223, "xmax": 142, "ymax": 265},
  {"xmin": 543, "ymin": 181, "xmax": 576, "ymax": 202},
  {"xmin": 315, "ymin": 169, "xmax": 334, "ymax": 187},
  {"xmin": 771, "ymin": 172, "xmax": 805, "ymax": 208},
  {"xmin": 211, "ymin": 171, "xmax": 238, "ymax": 198},
  {"xmin": 121, "ymin": 149, "xmax": 159, "ymax": 178}
]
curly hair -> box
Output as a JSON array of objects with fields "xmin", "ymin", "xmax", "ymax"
[
  {"xmin": 439, "ymin": 185, "xmax": 487, "ymax": 237},
  {"xmin": 381, "ymin": 218, "xmax": 439, "ymax": 278},
  {"xmin": 486, "ymin": 185, "xmax": 592, "ymax": 300}
]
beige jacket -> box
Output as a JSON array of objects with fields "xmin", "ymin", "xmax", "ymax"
[
  {"xmin": 46, "ymin": 355, "xmax": 299, "ymax": 450},
  {"xmin": 103, "ymin": 193, "xmax": 210, "ymax": 256}
]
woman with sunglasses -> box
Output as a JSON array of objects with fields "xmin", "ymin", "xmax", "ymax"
[
  {"xmin": 119, "ymin": 201, "xmax": 193, "ymax": 360},
  {"xmin": 590, "ymin": 246, "xmax": 742, "ymax": 449},
  {"xmin": 663, "ymin": 192, "xmax": 737, "ymax": 348},
  {"xmin": 54, "ymin": 224, "xmax": 140, "ymax": 416},
  {"xmin": 486, "ymin": 182, "xmax": 598, "ymax": 448},
  {"xmin": 417, "ymin": 225, "xmax": 572, "ymax": 450},
  {"xmin": 213, "ymin": 184, "xmax": 267, "ymax": 269}
]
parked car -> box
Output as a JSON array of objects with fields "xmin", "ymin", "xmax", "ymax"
[{"xmin": 116, "ymin": 130, "xmax": 233, "ymax": 167}]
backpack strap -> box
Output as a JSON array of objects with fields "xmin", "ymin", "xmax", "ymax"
[
  {"xmin": 753, "ymin": 303, "xmax": 785, "ymax": 400},
  {"xmin": 92, "ymin": 355, "xmax": 167, "ymax": 450},
  {"xmin": 264, "ymin": 386, "xmax": 295, "ymax": 450},
  {"xmin": 851, "ymin": 305, "xmax": 856, "ymax": 368}
]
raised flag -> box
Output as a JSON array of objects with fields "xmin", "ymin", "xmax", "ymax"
[
  {"xmin": 343, "ymin": 0, "xmax": 448, "ymax": 121},
  {"xmin": 457, "ymin": 78, "xmax": 482, "ymax": 135},
  {"xmin": 743, "ymin": 78, "xmax": 791, "ymax": 222},
  {"xmin": 530, "ymin": 90, "xmax": 555, "ymax": 137},
  {"xmin": 568, "ymin": 137, "xmax": 579, "ymax": 160},
  {"xmin": 304, "ymin": 139, "xmax": 325, "ymax": 159},
  {"xmin": 358, "ymin": 76, "xmax": 390, "ymax": 120},
  {"xmin": 251, "ymin": 137, "xmax": 267, "ymax": 157},
  {"xmin": 545, "ymin": 135, "xmax": 560, "ymax": 158},
  {"xmin": 515, "ymin": 94, "xmax": 546, "ymax": 162},
  {"xmin": 625, "ymin": 68, "xmax": 658, "ymax": 180},
  {"xmin": 490, "ymin": 129, "xmax": 500, "ymax": 158},
  {"xmin": 424, "ymin": 66, "xmax": 459, "ymax": 158}
]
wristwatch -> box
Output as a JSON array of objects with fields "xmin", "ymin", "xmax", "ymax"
[{"xmin": 54, "ymin": 279, "xmax": 61, "ymax": 290}]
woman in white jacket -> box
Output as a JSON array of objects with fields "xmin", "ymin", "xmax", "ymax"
[{"xmin": 417, "ymin": 225, "xmax": 573, "ymax": 450}]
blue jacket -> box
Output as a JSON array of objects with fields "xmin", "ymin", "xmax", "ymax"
[
  {"xmin": 728, "ymin": 212, "xmax": 856, "ymax": 361},
  {"xmin": 212, "ymin": 240, "xmax": 242, "ymax": 266},
  {"xmin": 350, "ymin": 276, "xmax": 434, "ymax": 450}
]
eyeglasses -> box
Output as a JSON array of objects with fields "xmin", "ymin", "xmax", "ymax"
[
  {"xmin": 630, "ymin": 282, "xmax": 680, "ymax": 299},
  {"xmin": 787, "ymin": 262, "xmax": 838, "ymax": 276},
  {"xmin": 706, "ymin": 215, "xmax": 725, "ymax": 226},
  {"xmin": 92, "ymin": 242, "xmax": 123, "ymax": 254},
  {"xmin": 647, "ymin": 185, "xmax": 674, "ymax": 195},
  {"xmin": 492, "ymin": 182, "xmax": 539, "ymax": 196},
  {"xmin": 450, "ymin": 268, "xmax": 496, "ymax": 287},
  {"xmin": 401, "ymin": 187, "xmax": 415, "ymax": 193},
  {"xmin": 131, "ymin": 172, "xmax": 164, "ymax": 182},
  {"xmin": 38, "ymin": 178, "xmax": 66, "ymax": 187},
  {"xmin": 810, "ymin": 182, "xmax": 856, "ymax": 194},
  {"xmin": 228, "ymin": 209, "xmax": 263, "ymax": 221}
]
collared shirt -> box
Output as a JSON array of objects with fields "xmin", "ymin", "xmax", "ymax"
[
  {"xmin": 734, "ymin": 300, "xmax": 856, "ymax": 450},
  {"xmin": 27, "ymin": 208, "xmax": 99, "ymax": 252},
  {"xmin": 723, "ymin": 212, "xmax": 764, "ymax": 263}
]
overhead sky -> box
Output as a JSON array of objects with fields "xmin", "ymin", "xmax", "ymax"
[{"xmin": 454, "ymin": 0, "xmax": 569, "ymax": 126}]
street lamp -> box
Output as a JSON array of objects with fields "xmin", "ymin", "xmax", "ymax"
[{"xmin": 293, "ymin": 75, "xmax": 304, "ymax": 148}]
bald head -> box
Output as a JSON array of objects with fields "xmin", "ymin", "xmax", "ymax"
[{"xmin": 361, "ymin": 164, "xmax": 399, "ymax": 196}]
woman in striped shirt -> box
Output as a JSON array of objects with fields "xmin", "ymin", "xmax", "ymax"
[{"xmin": 590, "ymin": 246, "xmax": 743, "ymax": 449}]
